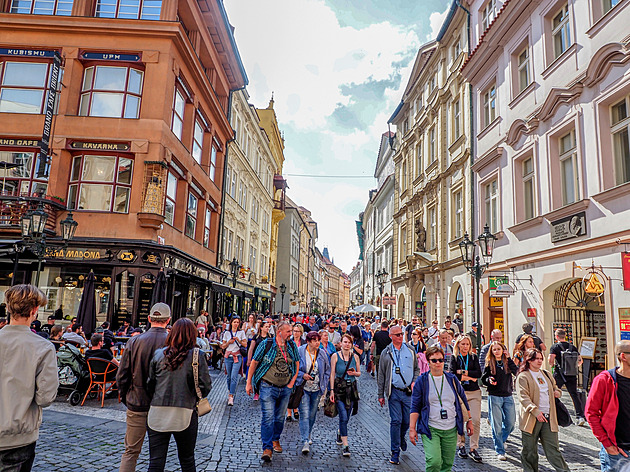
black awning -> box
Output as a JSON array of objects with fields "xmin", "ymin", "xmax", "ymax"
[
  {"xmin": 230, "ymin": 288, "xmax": 243, "ymax": 297},
  {"xmin": 243, "ymin": 291, "xmax": 254, "ymax": 299},
  {"xmin": 211, "ymin": 282, "xmax": 231, "ymax": 294}
]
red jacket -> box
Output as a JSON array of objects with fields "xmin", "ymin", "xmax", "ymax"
[{"xmin": 586, "ymin": 368, "xmax": 620, "ymax": 448}]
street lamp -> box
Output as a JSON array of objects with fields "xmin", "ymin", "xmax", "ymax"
[
  {"xmin": 229, "ymin": 258, "xmax": 240, "ymax": 288},
  {"xmin": 60, "ymin": 211, "xmax": 79, "ymax": 242},
  {"xmin": 376, "ymin": 268, "xmax": 389, "ymax": 316},
  {"xmin": 459, "ymin": 223, "xmax": 497, "ymax": 353},
  {"xmin": 279, "ymin": 283, "xmax": 286, "ymax": 314}
]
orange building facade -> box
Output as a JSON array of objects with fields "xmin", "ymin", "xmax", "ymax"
[{"xmin": 0, "ymin": 0, "xmax": 247, "ymax": 326}]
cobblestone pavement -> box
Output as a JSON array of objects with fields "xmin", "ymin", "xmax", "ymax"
[{"xmin": 36, "ymin": 367, "xmax": 601, "ymax": 471}]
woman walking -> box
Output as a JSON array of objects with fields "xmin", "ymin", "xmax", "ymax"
[
  {"xmin": 409, "ymin": 345, "xmax": 473, "ymax": 472},
  {"xmin": 319, "ymin": 329, "xmax": 336, "ymax": 359},
  {"xmin": 517, "ymin": 349, "xmax": 570, "ymax": 472},
  {"xmin": 408, "ymin": 328, "xmax": 429, "ymax": 374},
  {"xmin": 513, "ymin": 335, "xmax": 535, "ymax": 367},
  {"xmin": 221, "ymin": 316, "xmax": 246, "ymax": 406},
  {"xmin": 296, "ymin": 331, "xmax": 331, "ymax": 454},
  {"xmin": 146, "ymin": 318, "xmax": 212, "ymax": 472},
  {"xmin": 450, "ymin": 335, "xmax": 483, "ymax": 463},
  {"xmin": 287, "ymin": 323, "xmax": 306, "ymax": 421},
  {"xmin": 481, "ymin": 342, "xmax": 518, "ymax": 461},
  {"xmin": 329, "ymin": 334, "xmax": 361, "ymax": 457},
  {"xmin": 248, "ymin": 321, "xmax": 272, "ymax": 400}
]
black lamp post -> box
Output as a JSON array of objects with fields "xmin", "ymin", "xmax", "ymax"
[
  {"xmin": 376, "ymin": 268, "xmax": 389, "ymax": 317},
  {"xmin": 279, "ymin": 283, "xmax": 286, "ymax": 314},
  {"xmin": 458, "ymin": 223, "xmax": 497, "ymax": 353},
  {"xmin": 229, "ymin": 258, "xmax": 240, "ymax": 288}
]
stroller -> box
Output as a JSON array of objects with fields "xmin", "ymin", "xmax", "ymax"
[{"xmin": 57, "ymin": 343, "xmax": 92, "ymax": 405}]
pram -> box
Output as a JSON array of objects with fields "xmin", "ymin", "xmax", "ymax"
[{"xmin": 57, "ymin": 343, "xmax": 92, "ymax": 405}]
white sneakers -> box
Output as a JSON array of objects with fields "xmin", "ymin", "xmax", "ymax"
[
  {"xmin": 302, "ymin": 441, "xmax": 310, "ymax": 455},
  {"xmin": 497, "ymin": 454, "xmax": 507, "ymax": 461}
]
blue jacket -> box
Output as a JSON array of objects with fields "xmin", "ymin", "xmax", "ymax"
[
  {"xmin": 296, "ymin": 344, "xmax": 331, "ymax": 395},
  {"xmin": 411, "ymin": 371, "xmax": 470, "ymax": 439}
]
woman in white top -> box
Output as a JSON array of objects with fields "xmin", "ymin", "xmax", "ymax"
[
  {"xmin": 516, "ymin": 348, "xmax": 569, "ymax": 472},
  {"xmin": 221, "ymin": 316, "xmax": 247, "ymax": 406},
  {"xmin": 244, "ymin": 313, "xmax": 258, "ymax": 340}
]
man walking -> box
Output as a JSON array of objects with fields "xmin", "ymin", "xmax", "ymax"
[
  {"xmin": 116, "ymin": 303, "xmax": 171, "ymax": 472},
  {"xmin": 371, "ymin": 320, "xmax": 392, "ymax": 376},
  {"xmin": 405, "ymin": 316, "xmax": 421, "ymax": 342},
  {"xmin": 0, "ymin": 285, "xmax": 58, "ymax": 472},
  {"xmin": 467, "ymin": 322, "xmax": 484, "ymax": 353},
  {"xmin": 246, "ymin": 321, "xmax": 299, "ymax": 462},
  {"xmin": 549, "ymin": 328, "xmax": 585, "ymax": 425},
  {"xmin": 515, "ymin": 322, "xmax": 546, "ymax": 351},
  {"xmin": 586, "ymin": 340, "xmax": 630, "ymax": 472},
  {"xmin": 377, "ymin": 325, "xmax": 420, "ymax": 464}
]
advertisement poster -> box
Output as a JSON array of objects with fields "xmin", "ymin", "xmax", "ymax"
[
  {"xmin": 620, "ymin": 308, "xmax": 630, "ymax": 341},
  {"xmin": 622, "ymin": 253, "xmax": 630, "ymax": 291}
]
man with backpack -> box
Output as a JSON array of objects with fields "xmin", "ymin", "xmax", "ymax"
[{"xmin": 548, "ymin": 328, "xmax": 585, "ymax": 426}]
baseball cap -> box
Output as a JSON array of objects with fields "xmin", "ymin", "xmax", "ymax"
[
  {"xmin": 471, "ymin": 322, "xmax": 480, "ymax": 328},
  {"xmin": 350, "ymin": 316, "xmax": 356, "ymax": 320},
  {"xmin": 149, "ymin": 302, "xmax": 171, "ymax": 321}
]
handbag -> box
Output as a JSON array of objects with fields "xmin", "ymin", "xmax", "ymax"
[
  {"xmin": 192, "ymin": 348, "xmax": 212, "ymax": 416},
  {"xmin": 542, "ymin": 370, "xmax": 572, "ymax": 427},
  {"xmin": 333, "ymin": 352, "xmax": 354, "ymax": 396},
  {"xmin": 324, "ymin": 395, "xmax": 338, "ymax": 418},
  {"xmin": 288, "ymin": 349, "xmax": 318, "ymax": 409},
  {"xmin": 228, "ymin": 331, "xmax": 248, "ymax": 358}
]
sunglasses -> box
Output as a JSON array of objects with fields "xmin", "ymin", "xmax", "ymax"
[
  {"xmin": 391, "ymin": 333, "xmax": 404, "ymax": 337},
  {"xmin": 429, "ymin": 358, "xmax": 445, "ymax": 363}
]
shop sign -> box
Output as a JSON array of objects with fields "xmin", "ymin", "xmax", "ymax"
[
  {"xmin": 118, "ymin": 250, "xmax": 137, "ymax": 263},
  {"xmin": 494, "ymin": 283, "xmax": 514, "ymax": 297},
  {"xmin": 527, "ymin": 308, "xmax": 537, "ymax": 334},
  {"xmin": 622, "ymin": 253, "xmax": 630, "ymax": 291},
  {"xmin": 550, "ymin": 212, "xmax": 586, "ymax": 243},
  {"xmin": 142, "ymin": 251, "xmax": 161, "ymax": 265},
  {"xmin": 69, "ymin": 141, "xmax": 130, "ymax": 151},
  {"xmin": 81, "ymin": 52, "xmax": 141, "ymax": 62},
  {"xmin": 619, "ymin": 308, "xmax": 630, "ymax": 341},
  {"xmin": 0, "ymin": 48, "xmax": 57, "ymax": 58},
  {"xmin": 163, "ymin": 255, "xmax": 221, "ymax": 282},
  {"xmin": 0, "ymin": 138, "xmax": 41, "ymax": 147},
  {"xmin": 45, "ymin": 247, "xmax": 110, "ymax": 260},
  {"xmin": 37, "ymin": 51, "xmax": 61, "ymax": 178},
  {"xmin": 489, "ymin": 297, "xmax": 503, "ymax": 307},
  {"xmin": 489, "ymin": 276, "xmax": 509, "ymax": 290},
  {"xmin": 383, "ymin": 296, "xmax": 396, "ymax": 306},
  {"xmin": 582, "ymin": 267, "xmax": 607, "ymax": 299},
  {"xmin": 494, "ymin": 316, "xmax": 504, "ymax": 332},
  {"xmin": 255, "ymin": 288, "xmax": 272, "ymax": 299}
]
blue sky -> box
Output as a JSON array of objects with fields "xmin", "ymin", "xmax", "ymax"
[{"xmin": 223, "ymin": 0, "xmax": 451, "ymax": 273}]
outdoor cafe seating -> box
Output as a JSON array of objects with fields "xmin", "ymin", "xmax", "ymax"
[{"xmin": 81, "ymin": 358, "xmax": 119, "ymax": 408}]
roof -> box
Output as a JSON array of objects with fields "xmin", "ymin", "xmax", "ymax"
[
  {"xmin": 436, "ymin": 0, "xmax": 459, "ymax": 42},
  {"xmin": 217, "ymin": 0, "xmax": 249, "ymax": 87},
  {"xmin": 388, "ymin": 100, "xmax": 404, "ymax": 124}
]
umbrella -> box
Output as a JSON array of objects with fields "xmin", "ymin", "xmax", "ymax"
[
  {"xmin": 352, "ymin": 303, "xmax": 382, "ymax": 313},
  {"xmin": 150, "ymin": 269, "xmax": 167, "ymax": 307},
  {"xmin": 76, "ymin": 271, "xmax": 96, "ymax": 337}
]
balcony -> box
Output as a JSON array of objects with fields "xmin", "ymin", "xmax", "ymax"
[
  {"xmin": 0, "ymin": 194, "xmax": 66, "ymax": 235},
  {"xmin": 273, "ymin": 174, "xmax": 287, "ymax": 212}
]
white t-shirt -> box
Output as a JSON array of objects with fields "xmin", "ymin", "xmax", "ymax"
[
  {"xmin": 222, "ymin": 330, "xmax": 247, "ymax": 355},
  {"xmin": 530, "ymin": 370, "xmax": 550, "ymax": 415},
  {"xmin": 427, "ymin": 374, "xmax": 457, "ymax": 430}
]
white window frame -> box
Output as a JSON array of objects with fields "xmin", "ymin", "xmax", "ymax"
[
  {"xmin": 522, "ymin": 157, "xmax": 536, "ymax": 220},
  {"xmin": 481, "ymin": 0, "xmax": 496, "ymax": 31},
  {"xmin": 517, "ymin": 46, "xmax": 530, "ymax": 93},
  {"xmin": 559, "ymin": 130, "xmax": 580, "ymax": 205},
  {"xmin": 453, "ymin": 191, "xmax": 463, "ymax": 239},
  {"xmin": 552, "ymin": 4, "xmax": 571, "ymax": 59},
  {"xmin": 484, "ymin": 178, "xmax": 499, "ymax": 233},
  {"xmin": 482, "ymin": 84, "xmax": 496, "ymax": 128},
  {"xmin": 611, "ymin": 96, "xmax": 630, "ymax": 186}
]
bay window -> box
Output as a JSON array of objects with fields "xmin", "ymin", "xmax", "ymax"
[
  {"xmin": 171, "ymin": 88, "xmax": 185, "ymax": 140},
  {"xmin": 0, "ymin": 61, "xmax": 52, "ymax": 114},
  {"xmin": 0, "ymin": 151, "xmax": 48, "ymax": 196},
  {"xmin": 79, "ymin": 66, "xmax": 143, "ymax": 118},
  {"xmin": 68, "ymin": 154, "xmax": 133, "ymax": 213}
]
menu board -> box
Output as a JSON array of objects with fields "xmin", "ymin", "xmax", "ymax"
[{"xmin": 137, "ymin": 276, "xmax": 155, "ymax": 328}]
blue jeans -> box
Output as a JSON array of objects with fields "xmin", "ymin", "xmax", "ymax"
[
  {"xmin": 259, "ymin": 382, "xmax": 292, "ymax": 450},
  {"xmin": 337, "ymin": 400, "xmax": 352, "ymax": 437},
  {"xmin": 488, "ymin": 395, "xmax": 515, "ymax": 455},
  {"xmin": 0, "ymin": 442, "xmax": 36, "ymax": 472},
  {"xmin": 298, "ymin": 389, "xmax": 321, "ymax": 442},
  {"xmin": 600, "ymin": 446, "xmax": 630, "ymax": 472},
  {"xmin": 224, "ymin": 355, "xmax": 241, "ymax": 395},
  {"xmin": 388, "ymin": 388, "xmax": 411, "ymax": 454}
]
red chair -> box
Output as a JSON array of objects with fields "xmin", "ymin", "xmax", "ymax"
[{"xmin": 81, "ymin": 358, "xmax": 119, "ymax": 408}]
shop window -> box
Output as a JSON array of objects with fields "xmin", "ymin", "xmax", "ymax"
[
  {"xmin": 171, "ymin": 88, "xmax": 185, "ymax": 141},
  {"xmin": 95, "ymin": 0, "xmax": 161, "ymax": 20},
  {"xmin": 10, "ymin": 0, "xmax": 72, "ymax": 15},
  {"xmin": 0, "ymin": 61, "xmax": 53, "ymax": 114},
  {"xmin": 611, "ymin": 97, "xmax": 630, "ymax": 186},
  {"xmin": 114, "ymin": 270, "xmax": 135, "ymax": 328},
  {"xmin": 68, "ymin": 154, "xmax": 133, "ymax": 212},
  {"xmin": 185, "ymin": 192, "xmax": 198, "ymax": 239},
  {"xmin": 164, "ymin": 171, "xmax": 177, "ymax": 225},
  {"xmin": 192, "ymin": 118, "xmax": 204, "ymax": 165},
  {"xmin": 79, "ymin": 66, "xmax": 143, "ymax": 119},
  {"xmin": 0, "ymin": 151, "xmax": 48, "ymax": 197},
  {"xmin": 203, "ymin": 208, "xmax": 211, "ymax": 248}
]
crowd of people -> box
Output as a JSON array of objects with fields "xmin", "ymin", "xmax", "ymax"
[{"xmin": 1, "ymin": 284, "xmax": 630, "ymax": 472}]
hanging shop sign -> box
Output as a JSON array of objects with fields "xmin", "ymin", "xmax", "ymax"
[
  {"xmin": 142, "ymin": 251, "xmax": 162, "ymax": 265},
  {"xmin": 69, "ymin": 141, "xmax": 131, "ymax": 151},
  {"xmin": 550, "ymin": 212, "xmax": 586, "ymax": 243},
  {"xmin": 527, "ymin": 308, "xmax": 538, "ymax": 334},
  {"xmin": 582, "ymin": 267, "xmax": 607, "ymax": 299},
  {"xmin": 489, "ymin": 276, "xmax": 511, "ymax": 297},
  {"xmin": 118, "ymin": 250, "xmax": 137, "ymax": 263},
  {"xmin": 45, "ymin": 247, "xmax": 111, "ymax": 261},
  {"xmin": 0, "ymin": 138, "xmax": 41, "ymax": 147},
  {"xmin": 37, "ymin": 51, "xmax": 61, "ymax": 178},
  {"xmin": 383, "ymin": 296, "xmax": 396, "ymax": 306},
  {"xmin": 622, "ymin": 253, "xmax": 630, "ymax": 291},
  {"xmin": 619, "ymin": 308, "xmax": 630, "ymax": 341},
  {"xmin": 81, "ymin": 52, "xmax": 141, "ymax": 62}
]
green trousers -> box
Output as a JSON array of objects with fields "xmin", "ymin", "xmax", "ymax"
[
  {"xmin": 421, "ymin": 426, "xmax": 458, "ymax": 472},
  {"xmin": 521, "ymin": 421, "xmax": 570, "ymax": 472}
]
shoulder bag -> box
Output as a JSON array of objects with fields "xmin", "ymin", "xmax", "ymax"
[
  {"xmin": 288, "ymin": 349, "xmax": 318, "ymax": 409},
  {"xmin": 333, "ymin": 352, "xmax": 354, "ymax": 398},
  {"xmin": 542, "ymin": 369, "xmax": 572, "ymax": 427},
  {"xmin": 193, "ymin": 348, "xmax": 212, "ymax": 416}
]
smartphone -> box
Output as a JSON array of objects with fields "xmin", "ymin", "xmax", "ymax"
[{"xmin": 347, "ymin": 368, "xmax": 355, "ymax": 372}]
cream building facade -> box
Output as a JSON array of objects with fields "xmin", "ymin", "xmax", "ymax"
[{"xmin": 389, "ymin": 3, "xmax": 473, "ymax": 324}]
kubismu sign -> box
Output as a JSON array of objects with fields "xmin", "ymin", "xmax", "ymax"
[
  {"xmin": 69, "ymin": 141, "xmax": 130, "ymax": 151},
  {"xmin": 45, "ymin": 247, "xmax": 109, "ymax": 261}
]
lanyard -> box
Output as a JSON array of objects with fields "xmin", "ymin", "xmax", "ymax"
[
  {"xmin": 307, "ymin": 349, "xmax": 317, "ymax": 371},
  {"xmin": 277, "ymin": 343, "xmax": 288, "ymax": 363},
  {"xmin": 393, "ymin": 346, "xmax": 402, "ymax": 367},
  {"xmin": 430, "ymin": 374, "xmax": 445, "ymax": 407},
  {"xmin": 459, "ymin": 354, "xmax": 469, "ymax": 371}
]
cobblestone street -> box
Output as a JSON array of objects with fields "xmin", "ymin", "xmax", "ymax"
[{"xmin": 36, "ymin": 367, "xmax": 601, "ymax": 472}]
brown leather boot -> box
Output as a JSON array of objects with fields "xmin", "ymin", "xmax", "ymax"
[
  {"xmin": 272, "ymin": 441, "xmax": 283, "ymax": 453},
  {"xmin": 261, "ymin": 449, "xmax": 272, "ymax": 462}
]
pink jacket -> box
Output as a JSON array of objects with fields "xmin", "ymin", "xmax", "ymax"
[{"xmin": 586, "ymin": 368, "xmax": 620, "ymax": 449}]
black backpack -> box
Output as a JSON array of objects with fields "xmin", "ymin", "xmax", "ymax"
[{"xmin": 558, "ymin": 343, "xmax": 579, "ymax": 377}]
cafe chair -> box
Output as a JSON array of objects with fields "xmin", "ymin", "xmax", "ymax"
[{"xmin": 81, "ymin": 358, "xmax": 119, "ymax": 408}]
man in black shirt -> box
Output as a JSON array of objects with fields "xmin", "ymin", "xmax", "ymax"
[
  {"xmin": 41, "ymin": 316, "xmax": 56, "ymax": 335},
  {"xmin": 85, "ymin": 334, "xmax": 118, "ymax": 366},
  {"xmin": 515, "ymin": 322, "xmax": 546, "ymax": 351},
  {"xmin": 548, "ymin": 328, "xmax": 583, "ymax": 425},
  {"xmin": 371, "ymin": 320, "xmax": 392, "ymax": 376}
]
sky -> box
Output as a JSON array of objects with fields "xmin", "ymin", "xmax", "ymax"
[{"xmin": 223, "ymin": 0, "xmax": 451, "ymax": 274}]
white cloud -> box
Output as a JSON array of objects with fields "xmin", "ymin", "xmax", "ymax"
[{"xmin": 427, "ymin": 2, "xmax": 451, "ymax": 40}]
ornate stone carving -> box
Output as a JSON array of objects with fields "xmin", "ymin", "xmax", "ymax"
[{"xmin": 415, "ymin": 217, "xmax": 426, "ymax": 252}]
